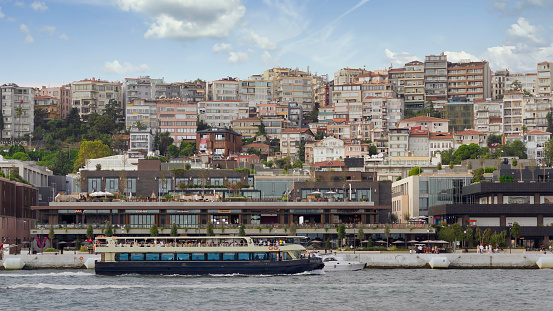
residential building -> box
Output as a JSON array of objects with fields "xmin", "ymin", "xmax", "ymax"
[
  {"xmin": 211, "ymin": 77, "xmax": 239, "ymax": 101},
  {"xmin": 71, "ymin": 78, "xmax": 122, "ymax": 121},
  {"xmin": 125, "ymin": 99, "xmax": 157, "ymax": 131},
  {"xmin": 36, "ymin": 85, "xmax": 72, "ymax": 118},
  {"xmin": 230, "ymin": 117, "xmax": 261, "ymax": 139},
  {"xmin": 349, "ymin": 120, "xmax": 373, "ymax": 141},
  {"xmin": 503, "ymin": 91, "xmax": 524, "ymax": 135},
  {"xmin": 262, "ymin": 116, "xmax": 288, "ymax": 140},
  {"xmin": 311, "ymin": 160, "xmax": 346, "ymax": 172},
  {"xmin": 345, "ymin": 140, "xmax": 371, "ymax": 159},
  {"xmin": 332, "ymin": 84, "xmax": 362, "ymax": 105},
  {"xmin": 491, "ymin": 69, "xmax": 509, "ymax": 100},
  {"xmin": 305, "ymin": 137, "xmax": 345, "ymax": 164},
  {"xmin": 524, "ymin": 130, "xmax": 551, "ymax": 162},
  {"xmin": 473, "ymin": 99, "xmax": 504, "ymax": 134},
  {"xmin": 129, "ymin": 128, "xmax": 155, "ymax": 155},
  {"xmin": 1, "ymin": 83, "xmax": 35, "ymax": 140},
  {"xmin": 429, "ymin": 132, "xmax": 454, "ymax": 158},
  {"xmin": 408, "ymin": 129, "xmax": 429, "ymax": 157},
  {"xmin": 123, "ymin": 76, "xmax": 165, "ymax": 112},
  {"xmin": 454, "ymin": 130, "xmax": 487, "ymax": 148},
  {"xmin": 197, "ymin": 100, "xmax": 249, "ymax": 129},
  {"xmin": 158, "ymin": 99, "xmax": 197, "ymax": 143},
  {"xmin": 397, "ymin": 116, "xmax": 449, "ymax": 133},
  {"xmin": 279, "ymin": 128, "xmax": 314, "ymax": 159},
  {"xmin": 34, "ymin": 96, "xmax": 60, "ymax": 121},
  {"xmin": 239, "ymin": 75, "xmax": 272, "ymax": 107},
  {"xmin": 506, "ymin": 73, "xmax": 536, "ymax": 96},
  {"xmin": 318, "ymin": 106, "xmax": 334, "ymax": 122},
  {"xmin": 523, "ymin": 96, "xmax": 551, "ymax": 132},
  {"xmin": 447, "ymin": 60, "xmax": 491, "ymax": 101},
  {"xmin": 404, "ymin": 61, "xmax": 425, "ymax": 110},
  {"xmin": 442, "ymin": 100, "xmax": 474, "ymax": 132},
  {"xmin": 313, "ymin": 81, "xmax": 331, "ymax": 107},
  {"xmin": 327, "ymin": 120, "xmax": 351, "ymax": 140},
  {"xmin": 0, "ymin": 155, "xmax": 52, "ymax": 187},
  {"xmin": 179, "ymin": 82, "xmax": 206, "ymax": 104},
  {"xmin": 334, "ymin": 68, "xmax": 369, "ymax": 85},
  {"xmin": 197, "ymin": 127, "xmax": 242, "ymax": 157},
  {"xmin": 537, "ymin": 61, "xmax": 553, "ymax": 96},
  {"xmin": 388, "ymin": 128, "xmax": 410, "ymax": 158},
  {"xmin": 388, "ymin": 68, "xmax": 405, "ymax": 100},
  {"xmin": 288, "ymin": 102, "xmax": 303, "ymax": 128},
  {"xmin": 242, "ymin": 142, "xmax": 271, "ymax": 155},
  {"xmin": 258, "ymin": 103, "xmax": 276, "ymax": 117},
  {"xmin": 265, "ymin": 68, "xmax": 314, "ymax": 114},
  {"xmin": 424, "ymin": 53, "xmax": 448, "ymax": 103}
]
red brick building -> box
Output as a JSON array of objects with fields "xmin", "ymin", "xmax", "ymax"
[{"xmin": 196, "ymin": 128, "xmax": 242, "ymax": 157}]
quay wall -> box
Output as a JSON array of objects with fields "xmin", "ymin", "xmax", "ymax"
[{"xmin": 1, "ymin": 253, "xmax": 100, "ymax": 269}]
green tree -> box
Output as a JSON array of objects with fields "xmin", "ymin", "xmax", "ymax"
[
  {"xmin": 288, "ymin": 223, "xmax": 297, "ymax": 236},
  {"xmin": 528, "ymin": 159, "xmax": 537, "ymax": 182},
  {"xmin": 292, "ymin": 161, "xmax": 303, "ymax": 169},
  {"xmin": 11, "ymin": 152, "xmax": 30, "ymax": 161},
  {"xmin": 197, "ymin": 118, "xmax": 211, "ymax": 131},
  {"xmin": 509, "ymin": 80, "xmax": 523, "ymax": 92},
  {"xmin": 48, "ymin": 224, "xmax": 55, "ymax": 243},
  {"xmin": 449, "ymin": 162, "xmax": 455, "ymax": 169},
  {"xmin": 544, "ymin": 137, "xmax": 553, "ymax": 166},
  {"xmin": 74, "ymin": 140, "xmax": 112, "ymax": 171},
  {"xmin": 104, "ymin": 221, "xmax": 113, "ymax": 237},
  {"xmin": 389, "ymin": 213, "xmax": 398, "ymax": 223},
  {"xmin": 368, "ymin": 145, "xmax": 378, "ymax": 155},
  {"xmin": 472, "ymin": 168, "xmax": 485, "ymax": 183},
  {"xmin": 337, "ymin": 224, "xmax": 346, "ymax": 248},
  {"xmin": 34, "ymin": 107, "xmax": 48, "ymax": 130},
  {"xmin": 179, "ymin": 141, "xmax": 196, "ymax": 157},
  {"xmin": 408, "ymin": 167, "xmax": 421, "ymax": 176},
  {"xmin": 170, "ymin": 222, "xmax": 178, "ymax": 237},
  {"xmin": 86, "ymin": 224, "xmax": 94, "ymax": 240},
  {"xmin": 168, "ymin": 145, "xmax": 180, "ymax": 158},
  {"xmin": 403, "ymin": 212, "xmax": 411, "ymax": 223},
  {"xmin": 206, "ymin": 221, "xmax": 214, "ymax": 236},
  {"xmin": 325, "ymin": 238, "xmax": 331, "ymax": 250},
  {"xmin": 150, "ymin": 224, "xmax": 159, "ymax": 237},
  {"xmin": 464, "ymin": 227, "xmax": 473, "ymax": 247},
  {"xmin": 547, "ymin": 113, "xmax": 553, "ymax": 134},
  {"xmin": 103, "ymin": 98, "xmax": 123, "ymax": 126},
  {"xmin": 238, "ymin": 224, "xmax": 246, "ymax": 237},
  {"xmin": 298, "ymin": 141, "xmax": 306, "ymax": 162},
  {"xmin": 501, "ymin": 140, "xmax": 527, "ymax": 159},
  {"xmin": 437, "ymin": 162, "xmax": 442, "ymax": 170},
  {"xmin": 315, "ymin": 130, "xmax": 326, "ymax": 140},
  {"xmin": 257, "ymin": 119, "xmax": 266, "ymax": 135},
  {"xmin": 511, "ymin": 222, "xmax": 521, "ymax": 247},
  {"xmin": 487, "ymin": 134, "xmax": 502, "ymax": 146},
  {"xmin": 384, "ymin": 225, "xmax": 391, "ymax": 248},
  {"xmin": 155, "ymin": 132, "xmax": 174, "ymax": 156},
  {"xmin": 357, "ymin": 226, "xmax": 365, "ymax": 247}
]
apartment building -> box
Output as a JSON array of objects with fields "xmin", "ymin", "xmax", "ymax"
[
  {"xmin": 265, "ymin": 68, "xmax": 314, "ymax": 114},
  {"xmin": 453, "ymin": 130, "xmax": 487, "ymax": 148},
  {"xmin": 262, "ymin": 117, "xmax": 289, "ymax": 140},
  {"xmin": 129, "ymin": 127, "xmax": 155, "ymax": 154},
  {"xmin": 71, "ymin": 78, "xmax": 122, "ymax": 121},
  {"xmin": 197, "ymin": 100, "xmax": 249, "ymax": 129},
  {"xmin": 179, "ymin": 82, "xmax": 206, "ymax": 104},
  {"xmin": 197, "ymin": 127, "xmax": 242, "ymax": 157},
  {"xmin": 334, "ymin": 101, "xmax": 363, "ymax": 121},
  {"xmin": 288, "ymin": 102, "xmax": 303, "ymax": 128},
  {"xmin": 125, "ymin": 99, "xmax": 157, "ymax": 131},
  {"xmin": 34, "ymin": 96, "xmax": 60, "ymax": 121},
  {"xmin": 327, "ymin": 120, "xmax": 351, "ymax": 140},
  {"xmin": 362, "ymin": 97, "xmax": 404, "ymax": 131},
  {"xmin": 442, "ymin": 100, "xmax": 474, "ymax": 132},
  {"xmin": 473, "ymin": 99, "xmax": 504, "ymax": 134},
  {"xmin": 258, "ymin": 103, "xmax": 276, "ymax": 117},
  {"xmin": 388, "ymin": 68, "xmax": 405, "ymax": 100},
  {"xmin": 331, "ymin": 84, "xmax": 362, "ymax": 105},
  {"xmin": 211, "ymin": 77, "xmax": 239, "ymax": 101},
  {"xmin": 1, "ymin": 83, "xmax": 34, "ymax": 140},
  {"xmin": 429, "ymin": 132, "xmax": 454, "ymax": 158},
  {"xmin": 312, "ymin": 82, "xmax": 331, "ymax": 107},
  {"xmin": 523, "ymin": 96, "xmax": 551, "ymax": 132},
  {"xmin": 318, "ymin": 106, "xmax": 334, "ymax": 122},
  {"xmin": 447, "ymin": 60, "xmax": 491, "ymax": 101},
  {"xmin": 397, "ymin": 116, "xmax": 449, "ymax": 133},
  {"xmin": 404, "ymin": 61, "xmax": 425, "ymax": 110},
  {"xmin": 279, "ymin": 128, "xmax": 314, "ymax": 159},
  {"xmin": 230, "ymin": 117, "xmax": 261, "ymax": 139},
  {"xmin": 124, "ymin": 76, "xmax": 164, "ymax": 111},
  {"xmin": 503, "ymin": 91, "xmax": 524, "ymax": 136},
  {"xmin": 305, "ymin": 137, "xmax": 345, "ymax": 164},
  {"xmin": 334, "ymin": 68, "xmax": 368, "ymax": 85},
  {"xmin": 157, "ymin": 99, "xmax": 197, "ymax": 142},
  {"xmin": 424, "ymin": 53, "xmax": 448, "ymax": 103},
  {"xmin": 345, "ymin": 140, "xmax": 372, "ymax": 159},
  {"xmin": 349, "ymin": 120, "xmax": 373, "ymax": 141},
  {"xmin": 388, "ymin": 128, "xmax": 410, "ymax": 158},
  {"xmin": 537, "ymin": 61, "xmax": 553, "ymax": 96},
  {"xmin": 506, "ymin": 73, "xmax": 536, "ymax": 96},
  {"xmin": 36, "ymin": 85, "xmax": 71, "ymax": 118},
  {"xmin": 239, "ymin": 75, "xmax": 272, "ymax": 107},
  {"xmin": 524, "ymin": 130, "xmax": 551, "ymax": 162}
]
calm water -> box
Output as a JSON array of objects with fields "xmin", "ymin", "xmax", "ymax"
[{"xmin": 1, "ymin": 269, "xmax": 551, "ymax": 310}]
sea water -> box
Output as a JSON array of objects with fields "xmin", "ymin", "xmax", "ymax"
[{"xmin": 0, "ymin": 269, "xmax": 551, "ymax": 310}]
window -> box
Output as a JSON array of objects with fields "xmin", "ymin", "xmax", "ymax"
[
  {"xmin": 176, "ymin": 253, "xmax": 190, "ymax": 261},
  {"xmin": 191, "ymin": 253, "xmax": 205, "ymax": 260},
  {"xmin": 161, "ymin": 253, "xmax": 175, "ymax": 261}
]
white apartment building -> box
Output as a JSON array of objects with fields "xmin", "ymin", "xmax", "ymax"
[
  {"xmin": 0, "ymin": 155, "xmax": 52, "ymax": 187},
  {"xmin": 506, "ymin": 73, "xmax": 536, "ymax": 96},
  {"xmin": 454, "ymin": 130, "xmax": 487, "ymax": 148},
  {"xmin": 1, "ymin": 83, "xmax": 34, "ymax": 140},
  {"xmin": 239, "ymin": 75, "xmax": 272, "ymax": 107},
  {"xmin": 129, "ymin": 128, "xmax": 155, "ymax": 154},
  {"xmin": 279, "ymin": 128, "xmax": 314, "ymax": 159},
  {"xmin": 126, "ymin": 99, "xmax": 157, "ymax": 132},
  {"xmin": 198, "ymin": 100, "xmax": 249, "ymax": 129},
  {"xmin": 71, "ymin": 78, "xmax": 122, "ymax": 121},
  {"xmin": 404, "ymin": 61, "xmax": 425, "ymax": 110},
  {"xmin": 524, "ymin": 130, "xmax": 551, "ymax": 162},
  {"xmin": 308, "ymin": 137, "xmax": 345, "ymax": 164},
  {"xmin": 537, "ymin": 61, "xmax": 552, "ymax": 96},
  {"xmin": 397, "ymin": 116, "xmax": 449, "ymax": 133},
  {"xmin": 124, "ymin": 76, "xmax": 165, "ymax": 111},
  {"xmin": 503, "ymin": 91, "xmax": 524, "ymax": 135},
  {"xmin": 523, "ymin": 96, "xmax": 551, "ymax": 132},
  {"xmin": 473, "ymin": 99, "xmax": 504, "ymax": 134},
  {"xmin": 211, "ymin": 78, "xmax": 239, "ymax": 101}
]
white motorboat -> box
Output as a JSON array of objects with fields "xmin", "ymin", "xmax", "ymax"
[{"xmin": 320, "ymin": 254, "xmax": 366, "ymax": 271}]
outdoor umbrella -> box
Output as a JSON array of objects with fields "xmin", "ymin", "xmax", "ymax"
[
  {"xmin": 392, "ymin": 240, "xmax": 405, "ymax": 244},
  {"xmin": 408, "ymin": 240, "xmax": 419, "ymax": 243},
  {"xmin": 375, "ymin": 240, "xmax": 387, "ymax": 243}
]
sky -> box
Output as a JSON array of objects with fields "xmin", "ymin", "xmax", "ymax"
[{"xmin": 1, "ymin": 0, "xmax": 553, "ymax": 87}]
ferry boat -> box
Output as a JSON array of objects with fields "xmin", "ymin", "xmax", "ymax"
[{"xmin": 94, "ymin": 236, "xmax": 324, "ymax": 275}]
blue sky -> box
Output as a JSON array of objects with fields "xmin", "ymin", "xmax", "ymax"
[{"xmin": 1, "ymin": 0, "xmax": 553, "ymax": 87}]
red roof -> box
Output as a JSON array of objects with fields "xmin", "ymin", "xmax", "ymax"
[
  {"xmin": 243, "ymin": 143, "xmax": 270, "ymax": 148},
  {"xmin": 456, "ymin": 130, "xmax": 485, "ymax": 135},
  {"xmin": 312, "ymin": 160, "xmax": 345, "ymax": 167},
  {"xmin": 410, "ymin": 129, "xmax": 429, "ymax": 136},
  {"xmin": 400, "ymin": 116, "xmax": 449, "ymax": 122},
  {"xmin": 429, "ymin": 132, "xmax": 453, "ymax": 140},
  {"xmin": 281, "ymin": 128, "xmax": 314, "ymax": 135},
  {"xmin": 526, "ymin": 130, "xmax": 552, "ymax": 135}
]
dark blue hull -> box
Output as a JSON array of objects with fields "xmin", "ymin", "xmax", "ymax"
[{"xmin": 95, "ymin": 259, "xmax": 324, "ymax": 276}]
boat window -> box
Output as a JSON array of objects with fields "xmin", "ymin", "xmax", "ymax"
[
  {"xmin": 253, "ymin": 253, "xmax": 269, "ymax": 260},
  {"xmin": 191, "ymin": 253, "xmax": 205, "ymax": 261},
  {"xmin": 222, "ymin": 253, "xmax": 236, "ymax": 261},
  {"xmin": 161, "ymin": 253, "xmax": 175, "ymax": 261},
  {"xmin": 207, "ymin": 253, "xmax": 220, "ymax": 261},
  {"xmin": 176, "ymin": 253, "xmax": 190, "ymax": 261},
  {"xmin": 145, "ymin": 253, "xmax": 160, "ymax": 261},
  {"xmin": 116, "ymin": 253, "xmax": 129, "ymax": 261},
  {"xmin": 323, "ymin": 258, "xmax": 337, "ymax": 262},
  {"xmin": 130, "ymin": 253, "xmax": 144, "ymax": 261},
  {"xmin": 237, "ymin": 253, "xmax": 250, "ymax": 260},
  {"xmin": 294, "ymin": 252, "xmax": 301, "ymax": 259},
  {"xmin": 282, "ymin": 252, "xmax": 289, "ymax": 260}
]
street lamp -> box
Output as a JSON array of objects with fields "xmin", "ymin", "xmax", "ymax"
[
  {"xmin": 464, "ymin": 230, "xmax": 466, "ymax": 250},
  {"xmin": 508, "ymin": 223, "xmax": 512, "ymax": 254}
]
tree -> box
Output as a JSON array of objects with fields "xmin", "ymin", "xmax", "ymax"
[
  {"xmin": 238, "ymin": 224, "xmax": 246, "ymax": 237},
  {"xmin": 464, "ymin": 227, "xmax": 473, "ymax": 247},
  {"xmin": 104, "ymin": 221, "xmax": 113, "ymax": 237},
  {"xmin": 170, "ymin": 222, "xmax": 178, "ymax": 237},
  {"xmin": 357, "ymin": 225, "xmax": 365, "ymax": 247},
  {"xmin": 86, "ymin": 224, "xmax": 94, "ymax": 240},
  {"xmin": 437, "ymin": 162, "xmax": 442, "ymax": 170},
  {"xmin": 408, "ymin": 167, "xmax": 421, "ymax": 176},
  {"xmin": 168, "ymin": 145, "xmax": 180, "ymax": 158},
  {"xmin": 509, "ymin": 80, "xmax": 523, "ymax": 92},
  {"xmin": 518, "ymin": 162, "xmax": 524, "ymax": 182},
  {"xmin": 511, "ymin": 222, "xmax": 521, "ymax": 247},
  {"xmin": 185, "ymin": 163, "xmax": 191, "ymax": 170},
  {"xmin": 315, "ymin": 130, "xmax": 326, "ymax": 140},
  {"xmin": 487, "ymin": 134, "xmax": 502, "ymax": 146},
  {"xmin": 74, "ymin": 140, "xmax": 112, "ymax": 171},
  {"xmin": 155, "ymin": 132, "xmax": 174, "ymax": 156},
  {"xmin": 512, "ymin": 158, "xmax": 518, "ymax": 168},
  {"xmin": 501, "ymin": 140, "xmax": 527, "ymax": 159},
  {"xmin": 150, "ymin": 224, "xmax": 159, "ymax": 237},
  {"xmin": 48, "ymin": 224, "xmax": 55, "ymax": 243},
  {"xmin": 384, "ymin": 225, "xmax": 391, "ymax": 248},
  {"xmin": 403, "ymin": 212, "xmax": 411, "ymax": 223},
  {"xmin": 467, "ymin": 160, "xmax": 473, "ymax": 170},
  {"xmin": 337, "ymin": 224, "xmax": 346, "ymax": 248},
  {"xmin": 197, "ymin": 118, "xmax": 211, "ymax": 131},
  {"xmin": 11, "ymin": 152, "xmax": 30, "ymax": 161},
  {"xmin": 288, "ymin": 223, "xmax": 297, "ymax": 236},
  {"xmin": 298, "ymin": 141, "xmax": 306, "ymax": 162},
  {"xmin": 472, "ymin": 168, "xmax": 485, "ymax": 183},
  {"xmin": 118, "ymin": 170, "xmax": 128, "ymax": 196},
  {"xmin": 368, "ymin": 145, "xmax": 378, "ymax": 155},
  {"xmin": 325, "ymin": 238, "xmax": 331, "ymax": 250},
  {"xmin": 34, "ymin": 107, "xmax": 48, "ymax": 130},
  {"xmin": 544, "ymin": 137, "xmax": 553, "ymax": 166},
  {"xmin": 103, "ymin": 98, "xmax": 123, "ymax": 126},
  {"xmin": 206, "ymin": 221, "xmax": 214, "ymax": 236},
  {"xmin": 179, "ymin": 141, "xmax": 196, "ymax": 157},
  {"xmin": 257, "ymin": 119, "xmax": 266, "ymax": 135},
  {"xmin": 547, "ymin": 113, "xmax": 553, "ymax": 134}
]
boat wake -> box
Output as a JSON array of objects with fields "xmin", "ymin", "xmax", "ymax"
[{"xmin": 0, "ymin": 271, "xmax": 94, "ymax": 278}]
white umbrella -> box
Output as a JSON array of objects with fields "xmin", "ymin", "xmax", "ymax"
[
  {"xmin": 392, "ymin": 240, "xmax": 405, "ymax": 244},
  {"xmin": 89, "ymin": 191, "xmax": 106, "ymax": 197},
  {"xmin": 309, "ymin": 191, "xmax": 322, "ymax": 195}
]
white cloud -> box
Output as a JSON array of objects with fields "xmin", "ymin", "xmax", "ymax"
[
  {"xmin": 59, "ymin": 34, "xmax": 69, "ymax": 40},
  {"xmin": 506, "ymin": 17, "xmax": 542, "ymax": 44},
  {"xmin": 114, "ymin": 0, "xmax": 246, "ymax": 40},
  {"xmin": 227, "ymin": 51, "xmax": 250, "ymax": 64},
  {"xmin": 7, "ymin": 17, "xmax": 15, "ymax": 22},
  {"xmin": 443, "ymin": 51, "xmax": 481, "ymax": 63},
  {"xmin": 212, "ymin": 43, "xmax": 232, "ymax": 53},
  {"xmin": 20, "ymin": 24, "xmax": 34, "ymax": 44},
  {"xmin": 41, "ymin": 26, "xmax": 56, "ymax": 35},
  {"xmin": 247, "ymin": 31, "xmax": 277, "ymax": 50},
  {"xmin": 262, "ymin": 51, "xmax": 272, "ymax": 63},
  {"xmin": 14, "ymin": 1, "xmax": 25, "ymax": 7},
  {"xmin": 384, "ymin": 49, "xmax": 420, "ymax": 66},
  {"xmin": 31, "ymin": 1, "xmax": 48, "ymax": 11},
  {"xmin": 0, "ymin": 7, "xmax": 4, "ymax": 19},
  {"xmin": 102, "ymin": 60, "xmax": 150, "ymax": 74}
]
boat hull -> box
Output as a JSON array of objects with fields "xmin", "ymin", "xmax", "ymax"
[
  {"xmin": 95, "ymin": 259, "xmax": 324, "ymax": 276},
  {"xmin": 323, "ymin": 262, "xmax": 366, "ymax": 271}
]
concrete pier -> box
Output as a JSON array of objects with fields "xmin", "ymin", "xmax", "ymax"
[{"xmin": 1, "ymin": 253, "xmax": 100, "ymax": 270}]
